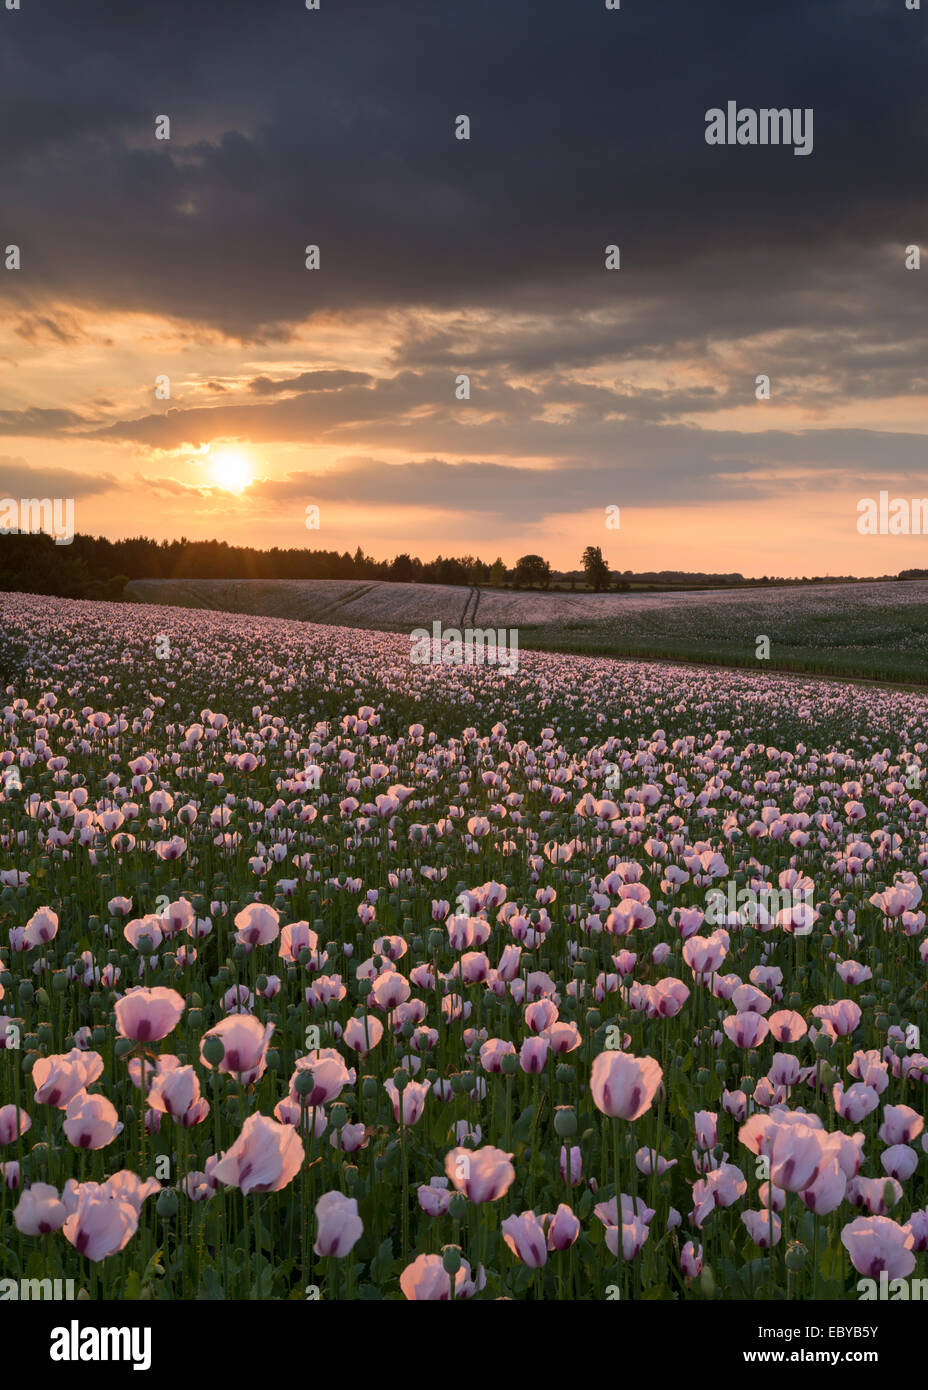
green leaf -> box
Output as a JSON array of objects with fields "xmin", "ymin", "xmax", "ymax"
[
  {"xmin": 249, "ymin": 1264, "xmax": 275, "ymax": 1299},
  {"xmin": 196, "ymin": 1267, "xmax": 226, "ymax": 1300},
  {"xmin": 513, "ymin": 1104, "xmax": 536, "ymax": 1144},
  {"xmin": 370, "ymin": 1236, "xmax": 395, "ymax": 1284}
]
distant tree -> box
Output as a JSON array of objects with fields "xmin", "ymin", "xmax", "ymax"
[
  {"xmin": 436, "ymin": 556, "xmax": 469, "ymax": 587},
  {"xmin": 489, "ymin": 557, "xmax": 507, "ymax": 587},
  {"xmin": 582, "ymin": 545, "xmax": 611, "ymax": 592},
  {"xmin": 390, "ymin": 553, "xmax": 415, "ymax": 583},
  {"xmin": 513, "ymin": 554, "xmax": 551, "ymax": 589},
  {"xmin": 466, "ymin": 556, "xmax": 490, "ymax": 584}
]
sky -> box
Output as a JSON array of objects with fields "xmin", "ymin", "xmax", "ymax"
[{"xmin": 1, "ymin": 0, "xmax": 927, "ymax": 577}]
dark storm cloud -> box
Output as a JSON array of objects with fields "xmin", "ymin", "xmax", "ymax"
[{"xmin": 1, "ymin": 0, "xmax": 925, "ymax": 340}]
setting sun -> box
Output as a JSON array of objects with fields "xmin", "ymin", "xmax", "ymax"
[{"xmin": 209, "ymin": 448, "xmax": 253, "ymax": 493}]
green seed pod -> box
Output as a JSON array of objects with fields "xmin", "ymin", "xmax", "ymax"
[
  {"xmin": 785, "ymin": 1241, "xmax": 807, "ymax": 1272},
  {"xmin": 441, "ymin": 1245, "xmax": 462, "ymax": 1275},
  {"xmin": 202, "ymin": 1036, "xmax": 225, "ymax": 1066},
  {"xmin": 554, "ymin": 1106, "xmax": 577, "ymax": 1137},
  {"xmin": 156, "ymin": 1189, "xmax": 179, "ymax": 1219},
  {"xmin": 294, "ymin": 1070, "xmax": 315, "ymax": 1096}
]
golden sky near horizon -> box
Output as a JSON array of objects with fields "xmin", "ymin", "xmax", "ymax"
[{"xmin": 4, "ymin": 301, "xmax": 928, "ymax": 578}]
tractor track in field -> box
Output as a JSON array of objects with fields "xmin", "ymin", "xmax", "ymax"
[{"xmin": 458, "ymin": 586, "xmax": 479, "ymax": 629}]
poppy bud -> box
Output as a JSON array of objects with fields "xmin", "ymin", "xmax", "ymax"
[{"xmin": 202, "ymin": 1036, "xmax": 225, "ymax": 1065}]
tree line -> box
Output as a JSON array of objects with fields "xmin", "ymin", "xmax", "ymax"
[
  {"xmin": 0, "ymin": 530, "xmax": 891, "ymax": 601},
  {"xmin": 0, "ymin": 534, "xmax": 630, "ymax": 598}
]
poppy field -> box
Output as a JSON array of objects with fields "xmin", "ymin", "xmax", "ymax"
[{"xmin": 2, "ymin": 589, "xmax": 928, "ymax": 1301}]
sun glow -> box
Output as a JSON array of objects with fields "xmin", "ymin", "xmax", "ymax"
[{"xmin": 209, "ymin": 449, "xmax": 253, "ymax": 493}]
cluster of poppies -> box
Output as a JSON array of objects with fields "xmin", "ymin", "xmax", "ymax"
[{"xmin": 0, "ymin": 590, "xmax": 927, "ymax": 1299}]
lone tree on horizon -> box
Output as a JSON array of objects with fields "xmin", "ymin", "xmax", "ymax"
[
  {"xmin": 582, "ymin": 545, "xmax": 611, "ymax": 592},
  {"xmin": 513, "ymin": 554, "xmax": 551, "ymax": 589}
]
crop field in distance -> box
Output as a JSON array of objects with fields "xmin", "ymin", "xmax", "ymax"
[{"xmin": 125, "ymin": 578, "xmax": 928, "ymax": 687}]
